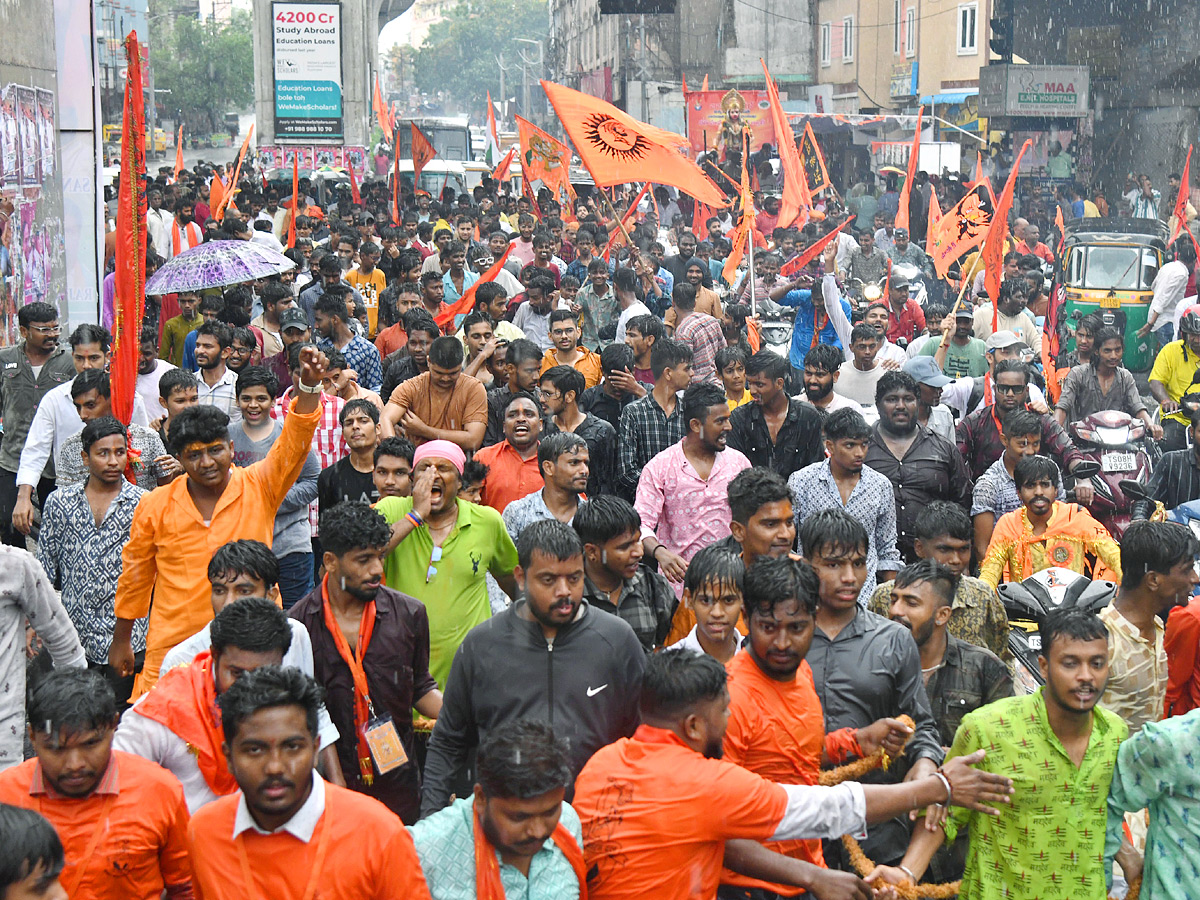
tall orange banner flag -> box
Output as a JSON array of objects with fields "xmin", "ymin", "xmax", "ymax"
[
  {"xmin": 983, "ymin": 139, "xmax": 1032, "ymax": 331},
  {"xmin": 113, "ymin": 31, "xmax": 148, "ymax": 429},
  {"xmin": 173, "ymin": 126, "xmax": 184, "ymax": 182},
  {"xmin": 761, "ymin": 59, "xmax": 810, "ymax": 229},
  {"xmin": 895, "ymin": 106, "xmax": 923, "ymax": 232}
]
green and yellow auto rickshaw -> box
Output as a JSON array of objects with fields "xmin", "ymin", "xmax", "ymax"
[{"xmin": 1056, "ymin": 218, "xmax": 1168, "ymax": 371}]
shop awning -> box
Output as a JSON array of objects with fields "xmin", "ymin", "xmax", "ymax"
[{"xmin": 919, "ymin": 89, "xmax": 979, "ymax": 105}]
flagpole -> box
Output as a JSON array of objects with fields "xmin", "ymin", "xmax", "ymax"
[{"xmin": 747, "ymin": 213, "xmax": 756, "ymax": 318}]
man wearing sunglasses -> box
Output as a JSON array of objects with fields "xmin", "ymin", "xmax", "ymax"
[
  {"xmin": 954, "ymin": 359, "xmax": 1092, "ymax": 505},
  {"xmin": 0, "ymin": 302, "xmax": 76, "ymax": 547}
]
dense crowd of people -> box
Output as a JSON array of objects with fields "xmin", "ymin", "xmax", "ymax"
[{"xmin": 4, "ymin": 151, "xmax": 1200, "ymax": 900}]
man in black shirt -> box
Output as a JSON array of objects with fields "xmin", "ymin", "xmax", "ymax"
[
  {"xmin": 317, "ymin": 399, "xmax": 381, "ymax": 515},
  {"xmin": 578, "ymin": 342, "xmax": 647, "ymax": 431},
  {"xmin": 728, "ymin": 350, "xmax": 822, "ymax": 480},
  {"xmin": 540, "ymin": 365, "xmax": 617, "ymax": 497},
  {"xmin": 381, "ymin": 312, "xmax": 439, "ymax": 402}
]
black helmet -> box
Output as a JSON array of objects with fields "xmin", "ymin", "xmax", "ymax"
[{"xmin": 1181, "ymin": 312, "xmax": 1200, "ymax": 336}]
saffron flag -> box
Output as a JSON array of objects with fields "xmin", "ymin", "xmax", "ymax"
[
  {"xmin": 722, "ymin": 143, "xmax": 757, "ymax": 285},
  {"xmin": 491, "ymin": 146, "xmax": 516, "ymax": 182},
  {"xmin": 541, "ymin": 79, "xmax": 726, "ymax": 208},
  {"xmin": 692, "ymin": 201, "xmax": 712, "ymax": 239},
  {"xmin": 215, "ymin": 124, "xmax": 254, "ymax": 219},
  {"xmin": 983, "ymin": 139, "xmax": 1032, "ymax": 331},
  {"xmin": 435, "ymin": 244, "xmax": 514, "ymax": 329},
  {"xmin": 208, "ymin": 173, "xmax": 226, "ymax": 222},
  {"xmin": 761, "ymin": 60, "xmax": 811, "ymax": 230},
  {"xmin": 112, "ymin": 31, "xmax": 148, "ymax": 429},
  {"xmin": 602, "ymin": 183, "xmax": 651, "ymax": 259},
  {"xmin": 1170, "ymin": 145, "xmax": 1193, "ymax": 245},
  {"xmin": 485, "ymin": 91, "xmax": 501, "ymax": 166},
  {"xmin": 391, "ymin": 148, "xmax": 401, "ymax": 226},
  {"xmin": 411, "ymin": 122, "xmax": 437, "ymax": 183},
  {"xmin": 926, "ymin": 186, "xmax": 941, "ymax": 249},
  {"xmin": 798, "ymin": 122, "xmax": 831, "ymax": 195},
  {"xmin": 701, "ymin": 74, "xmax": 709, "ymax": 91},
  {"xmin": 373, "ymin": 77, "xmax": 393, "ymax": 142},
  {"xmin": 286, "ymin": 154, "xmax": 299, "ymax": 248},
  {"xmin": 895, "ymin": 106, "xmax": 923, "ymax": 233},
  {"xmin": 519, "ymin": 161, "xmax": 542, "ymax": 218},
  {"xmin": 928, "ymin": 183, "xmax": 995, "ymax": 278},
  {"xmin": 1055, "ymin": 204, "xmax": 1066, "ymax": 255},
  {"xmin": 347, "ymin": 162, "xmax": 361, "ymax": 205},
  {"xmin": 780, "ymin": 216, "xmax": 855, "ymax": 278},
  {"xmin": 515, "ymin": 115, "xmax": 572, "ymax": 196},
  {"xmin": 173, "ymin": 126, "xmax": 184, "ymax": 182}
]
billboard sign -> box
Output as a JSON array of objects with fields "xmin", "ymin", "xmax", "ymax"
[
  {"xmin": 272, "ymin": 2, "xmax": 343, "ymax": 140},
  {"xmin": 979, "ymin": 65, "xmax": 1089, "ymax": 118}
]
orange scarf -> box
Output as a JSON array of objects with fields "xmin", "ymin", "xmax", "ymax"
[
  {"xmin": 134, "ymin": 650, "xmax": 237, "ymax": 796},
  {"xmin": 473, "ymin": 802, "xmax": 588, "ymax": 900},
  {"xmin": 171, "ymin": 219, "xmax": 202, "ymax": 256},
  {"xmin": 320, "ymin": 575, "xmax": 377, "ymax": 784}
]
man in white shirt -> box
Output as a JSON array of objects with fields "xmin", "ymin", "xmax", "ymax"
[
  {"xmin": 194, "ymin": 322, "xmax": 242, "ymax": 424},
  {"xmin": 138, "ymin": 327, "xmax": 177, "ymax": 420},
  {"xmin": 146, "ymin": 186, "xmax": 172, "ymax": 259},
  {"xmin": 972, "ymin": 277, "xmax": 1042, "ymax": 351},
  {"xmin": 940, "ymin": 330, "xmax": 1049, "ymax": 417},
  {"xmin": 115, "ymin": 560, "xmax": 341, "ymax": 814},
  {"xmin": 13, "ymin": 324, "xmax": 150, "ymax": 536},
  {"xmin": 614, "ymin": 266, "xmax": 652, "ymax": 344},
  {"xmin": 836, "ymin": 324, "xmax": 889, "ymax": 406},
  {"xmin": 1139, "ymin": 240, "xmax": 1194, "ymax": 346}
]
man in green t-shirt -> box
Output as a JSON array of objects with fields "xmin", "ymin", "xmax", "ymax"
[
  {"xmin": 377, "ymin": 439, "xmax": 518, "ymax": 687},
  {"xmin": 922, "ymin": 304, "xmax": 989, "ymax": 378}
]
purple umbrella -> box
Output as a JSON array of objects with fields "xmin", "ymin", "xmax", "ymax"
[{"xmin": 145, "ymin": 240, "xmax": 296, "ymax": 295}]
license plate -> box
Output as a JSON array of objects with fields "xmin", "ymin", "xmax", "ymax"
[
  {"xmin": 1101, "ymin": 452, "xmax": 1136, "ymax": 472},
  {"xmin": 1099, "ymin": 295, "xmax": 1121, "ymax": 308}
]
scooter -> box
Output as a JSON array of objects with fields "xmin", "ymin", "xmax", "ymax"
[
  {"xmin": 1069, "ymin": 410, "xmax": 1154, "ymax": 540},
  {"xmin": 1000, "ymin": 567, "xmax": 1118, "ymax": 694}
]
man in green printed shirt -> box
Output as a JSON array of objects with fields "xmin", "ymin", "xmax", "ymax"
[{"xmin": 870, "ymin": 607, "xmax": 1140, "ymax": 899}]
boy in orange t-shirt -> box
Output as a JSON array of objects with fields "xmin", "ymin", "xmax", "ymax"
[{"xmin": 188, "ymin": 666, "xmax": 432, "ymax": 900}]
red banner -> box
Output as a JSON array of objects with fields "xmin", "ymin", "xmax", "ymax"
[
  {"xmin": 112, "ymin": 31, "xmax": 147, "ymax": 429},
  {"xmin": 780, "ymin": 217, "xmax": 855, "ymax": 277}
]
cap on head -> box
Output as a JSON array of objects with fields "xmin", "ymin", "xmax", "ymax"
[
  {"xmin": 890, "ymin": 271, "xmax": 911, "ymax": 290},
  {"xmin": 985, "ymin": 330, "xmax": 1028, "ymax": 352},
  {"xmin": 903, "ymin": 356, "xmax": 952, "ymax": 387},
  {"xmin": 278, "ymin": 309, "xmax": 309, "ymax": 333},
  {"xmin": 954, "ymin": 303, "xmax": 975, "ymax": 319}
]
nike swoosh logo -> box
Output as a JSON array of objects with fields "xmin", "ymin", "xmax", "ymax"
[{"xmin": 586, "ymin": 684, "xmax": 609, "ymax": 697}]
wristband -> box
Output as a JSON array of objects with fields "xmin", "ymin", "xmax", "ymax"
[
  {"xmin": 932, "ymin": 770, "xmax": 953, "ymax": 806},
  {"xmin": 651, "ymin": 545, "xmax": 664, "ymax": 561},
  {"xmin": 295, "ymin": 379, "xmax": 323, "ymax": 394},
  {"xmin": 406, "ymin": 510, "xmax": 424, "ymax": 529},
  {"xmin": 898, "ymin": 865, "xmax": 917, "ymax": 883}
]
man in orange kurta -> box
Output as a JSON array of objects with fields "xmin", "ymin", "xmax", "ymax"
[{"xmin": 111, "ymin": 347, "xmax": 329, "ymax": 697}]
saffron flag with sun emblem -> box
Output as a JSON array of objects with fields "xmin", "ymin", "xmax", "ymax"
[{"xmin": 541, "ymin": 80, "xmax": 727, "ymax": 208}]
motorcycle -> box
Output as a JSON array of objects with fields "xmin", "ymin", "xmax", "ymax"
[
  {"xmin": 1120, "ymin": 481, "xmax": 1200, "ymax": 591},
  {"xmin": 1069, "ymin": 411, "xmax": 1155, "ymax": 540},
  {"xmin": 1000, "ymin": 568, "xmax": 1118, "ymax": 694}
]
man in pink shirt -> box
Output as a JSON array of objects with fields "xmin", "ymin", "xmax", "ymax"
[{"xmin": 635, "ymin": 382, "xmax": 751, "ymax": 597}]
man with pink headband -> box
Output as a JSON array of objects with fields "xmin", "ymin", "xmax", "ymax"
[{"xmin": 377, "ymin": 439, "xmax": 519, "ymax": 687}]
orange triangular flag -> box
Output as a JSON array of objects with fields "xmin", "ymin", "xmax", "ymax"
[
  {"xmin": 1055, "ymin": 204, "xmax": 1066, "ymax": 254},
  {"xmin": 1170, "ymin": 145, "xmax": 1193, "ymax": 244},
  {"xmin": 780, "ymin": 217, "xmax": 855, "ymax": 277},
  {"xmin": 516, "ymin": 115, "xmax": 572, "ymax": 197},
  {"xmin": 762, "ymin": 59, "xmax": 811, "ymax": 229},
  {"xmin": 215, "ymin": 124, "xmax": 254, "ymax": 219},
  {"xmin": 411, "ymin": 122, "xmax": 437, "ymax": 183},
  {"xmin": 682, "ymin": 73, "xmax": 689, "ymax": 94},
  {"xmin": 701, "ymin": 74, "xmax": 709, "ymax": 91},
  {"xmin": 984, "ymin": 139, "xmax": 1032, "ymax": 331},
  {"xmin": 173, "ymin": 126, "xmax": 184, "ymax": 182},
  {"xmin": 926, "ymin": 187, "xmax": 941, "ymax": 249},
  {"xmin": 692, "ymin": 201, "xmax": 711, "ymax": 239},
  {"xmin": 373, "ymin": 77, "xmax": 393, "ymax": 141},
  {"xmin": 541, "ymin": 79, "xmax": 726, "ymax": 208},
  {"xmin": 347, "ymin": 162, "xmax": 361, "ymax": 205},
  {"xmin": 209, "ymin": 173, "xmax": 226, "ymax": 220},
  {"xmin": 895, "ymin": 106, "xmax": 923, "ymax": 232},
  {"xmin": 492, "ymin": 146, "xmax": 516, "ymax": 182},
  {"xmin": 436, "ymin": 244, "xmax": 515, "ymax": 329}
]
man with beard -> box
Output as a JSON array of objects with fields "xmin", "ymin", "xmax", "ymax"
[
  {"xmin": 513, "ymin": 275, "xmax": 557, "ymax": 353},
  {"xmin": 728, "ymin": 350, "xmax": 823, "ymax": 480},
  {"xmin": 666, "ymin": 257, "xmax": 724, "ymax": 330},
  {"xmin": 411, "ymin": 720, "xmax": 588, "ymax": 899},
  {"xmin": 922, "ymin": 304, "xmax": 989, "ymax": 378},
  {"xmin": 502, "ymin": 432, "xmax": 590, "ymax": 541},
  {"xmin": 137, "ymin": 325, "xmax": 176, "ymax": 420},
  {"xmin": 663, "ymin": 230, "xmax": 698, "ymax": 285},
  {"xmin": 0, "ymin": 670, "xmax": 193, "ymax": 900},
  {"xmin": 384, "ymin": 336, "xmax": 488, "ymax": 452},
  {"xmin": 186, "ymin": 667, "xmax": 432, "ymax": 899},
  {"xmin": 382, "ymin": 313, "xmax": 440, "ymax": 402},
  {"xmin": 476, "ymin": 393, "xmax": 544, "ymax": 513},
  {"xmin": 872, "ymin": 608, "xmax": 1137, "ymax": 900},
  {"xmin": 289, "ymin": 501, "xmax": 442, "ymax": 823},
  {"xmin": 866, "ymin": 371, "xmax": 972, "ymax": 562},
  {"xmin": 193, "ymin": 321, "xmax": 241, "ymax": 425},
  {"xmin": 573, "ymin": 646, "xmax": 1014, "ymax": 900},
  {"xmin": 421, "ymin": 521, "xmax": 645, "ymax": 816},
  {"xmin": 972, "ymin": 277, "xmax": 1042, "ymax": 350},
  {"xmin": 164, "ymin": 193, "xmax": 202, "ymax": 259},
  {"xmin": 377, "ymin": 440, "xmax": 519, "ymax": 687},
  {"xmin": 957, "ymin": 361, "xmax": 1087, "ymax": 493},
  {"xmin": 797, "ymin": 343, "xmax": 858, "ymax": 417},
  {"xmin": 719, "ymin": 556, "xmax": 924, "ymax": 898},
  {"xmin": 636, "ymin": 384, "xmax": 751, "ymax": 598}
]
